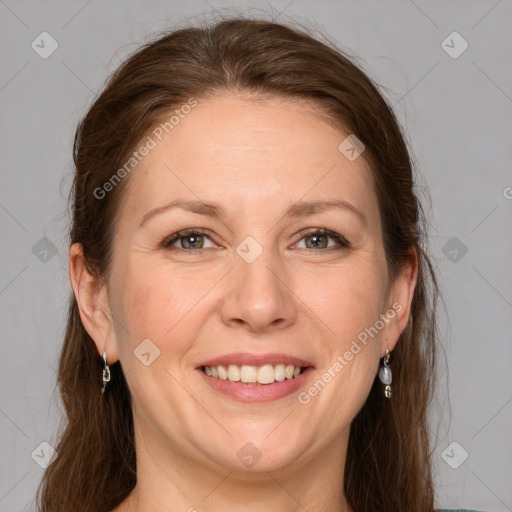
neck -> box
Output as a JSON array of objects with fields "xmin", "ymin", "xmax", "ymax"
[{"xmin": 115, "ymin": 421, "xmax": 353, "ymax": 512}]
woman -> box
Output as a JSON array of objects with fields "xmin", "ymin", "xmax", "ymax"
[{"xmin": 36, "ymin": 16, "xmax": 479, "ymax": 512}]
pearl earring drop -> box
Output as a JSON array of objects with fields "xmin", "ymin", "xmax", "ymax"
[
  {"xmin": 101, "ymin": 350, "xmax": 111, "ymax": 394},
  {"xmin": 378, "ymin": 348, "xmax": 392, "ymax": 398}
]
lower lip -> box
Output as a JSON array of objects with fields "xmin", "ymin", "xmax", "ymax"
[{"xmin": 196, "ymin": 367, "xmax": 315, "ymax": 403}]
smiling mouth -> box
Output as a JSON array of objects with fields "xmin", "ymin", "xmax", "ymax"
[{"xmin": 200, "ymin": 363, "xmax": 309, "ymax": 385}]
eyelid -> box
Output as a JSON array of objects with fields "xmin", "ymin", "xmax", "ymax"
[
  {"xmin": 292, "ymin": 227, "xmax": 351, "ymax": 250},
  {"xmin": 162, "ymin": 228, "xmax": 217, "ymax": 249},
  {"xmin": 162, "ymin": 227, "xmax": 350, "ymax": 253}
]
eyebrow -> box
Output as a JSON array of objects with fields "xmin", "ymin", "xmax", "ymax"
[{"xmin": 138, "ymin": 198, "xmax": 367, "ymax": 228}]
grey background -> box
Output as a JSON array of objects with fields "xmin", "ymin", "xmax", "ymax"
[{"xmin": 1, "ymin": 0, "xmax": 511, "ymax": 510}]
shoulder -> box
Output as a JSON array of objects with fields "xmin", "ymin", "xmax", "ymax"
[{"xmin": 437, "ymin": 509, "xmax": 486, "ymax": 512}]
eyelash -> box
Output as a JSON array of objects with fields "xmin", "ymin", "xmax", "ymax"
[{"xmin": 161, "ymin": 228, "xmax": 351, "ymax": 254}]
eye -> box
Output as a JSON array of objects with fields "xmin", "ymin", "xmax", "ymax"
[
  {"xmin": 293, "ymin": 228, "xmax": 350, "ymax": 251},
  {"xmin": 162, "ymin": 228, "xmax": 216, "ymax": 253},
  {"xmin": 161, "ymin": 227, "xmax": 351, "ymax": 254}
]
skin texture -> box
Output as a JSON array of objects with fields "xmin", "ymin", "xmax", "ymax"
[{"xmin": 69, "ymin": 94, "xmax": 417, "ymax": 512}]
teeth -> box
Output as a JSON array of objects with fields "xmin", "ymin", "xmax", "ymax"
[
  {"xmin": 203, "ymin": 363, "xmax": 306, "ymax": 384},
  {"xmin": 274, "ymin": 364, "xmax": 285, "ymax": 381},
  {"xmin": 257, "ymin": 364, "xmax": 274, "ymax": 384},
  {"xmin": 217, "ymin": 365, "xmax": 228, "ymax": 380},
  {"xmin": 227, "ymin": 364, "xmax": 240, "ymax": 381},
  {"xmin": 241, "ymin": 365, "xmax": 257, "ymax": 383}
]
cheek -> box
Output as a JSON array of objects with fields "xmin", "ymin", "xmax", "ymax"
[
  {"xmin": 113, "ymin": 261, "xmax": 209, "ymax": 349},
  {"xmin": 298, "ymin": 267, "xmax": 385, "ymax": 415},
  {"xmin": 299, "ymin": 260, "xmax": 387, "ymax": 344},
  {"xmin": 110, "ymin": 265, "xmax": 209, "ymax": 407}
]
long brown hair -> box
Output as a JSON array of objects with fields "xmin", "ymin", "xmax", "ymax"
[{"xmin": 37, "ymin": 15, "xmax": 440, "ymax": 512}]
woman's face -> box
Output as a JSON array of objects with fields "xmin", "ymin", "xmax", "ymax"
[{"xmin": 86, "ymin": 94, "xmax": 415, "ymax": 476}]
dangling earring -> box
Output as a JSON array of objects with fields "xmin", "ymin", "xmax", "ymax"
[
  {"xmin": 101, "ymin": 350, "xmax": 111, "ymax": 394},
  {"xmin": 378, "ymin": 348, "xmax": 392, "ymax": 398}
]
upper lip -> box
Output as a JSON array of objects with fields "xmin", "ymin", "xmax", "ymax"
[{"xmin": 196, "ymin": 352, "xmax": 315, "ymax": 369}]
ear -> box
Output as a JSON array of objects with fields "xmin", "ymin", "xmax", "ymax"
[
  {"xmin": 382, "ymin": 247, "xmax": 418, "ymax": 356},
  {"xmin": 69, "ymin": 243, "xmax": 119, "ymax": 364}
]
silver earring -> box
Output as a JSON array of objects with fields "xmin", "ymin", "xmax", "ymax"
[
  {"xmin": 378, "ymin": 348, "xmax": 392, "ymax": 398},
  {"xmin": 101, "ymin": 350, "xmax": 111, "ymax": 394}
]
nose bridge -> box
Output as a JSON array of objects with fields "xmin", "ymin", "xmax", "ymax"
[
  {"xmin": 221, "ymin": 234, "xmax": 297, "ymax": 331},
  {"xmin": 235, "ymin": 235, "xmax": 283, "ymax": 301}
]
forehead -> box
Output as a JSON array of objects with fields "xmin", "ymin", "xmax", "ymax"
[{"xmin": 116, "ymin": 94, "xmax": 378, "ymax": 227}]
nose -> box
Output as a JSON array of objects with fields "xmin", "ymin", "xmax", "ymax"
[{"xmin": 219, "ymin": 248, "xmax": 298, "ymax": 333}]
